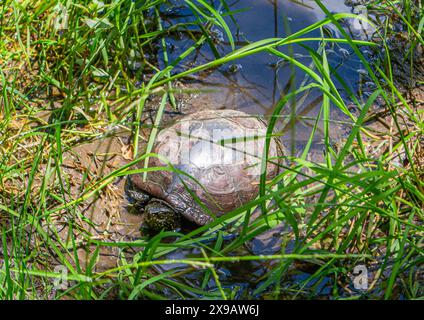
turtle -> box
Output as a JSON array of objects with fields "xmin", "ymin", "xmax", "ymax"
[{"xmin": 126, "ymin": 109, "xmax": 282, "ymax": 232}]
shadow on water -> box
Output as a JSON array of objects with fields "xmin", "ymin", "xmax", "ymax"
[{"xmin": 142, "ymin": 0, "xmax": 379, "ymax": 299}]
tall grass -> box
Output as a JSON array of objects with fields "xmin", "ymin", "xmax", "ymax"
[{"xmin": 0, "ymin": 0, "xmax": 422, "ymax": 300}]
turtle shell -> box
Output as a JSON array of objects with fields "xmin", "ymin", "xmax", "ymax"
[{"xmin": 130, "ymin": 109, "xmax": 281, "ymax": 225}]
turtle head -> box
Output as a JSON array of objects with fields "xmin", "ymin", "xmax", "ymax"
[
  {"xmin": 144, "ymin": 200, "xmax": 181, "ymax": 232},
  {"xmin": 125, "ymin": 176, "xmax": 151, "ymax": 208}
]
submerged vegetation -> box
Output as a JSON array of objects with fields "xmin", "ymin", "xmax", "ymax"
[{"xmin": 0, "ymin": 0, "xmax": 422, "ymax": 300}]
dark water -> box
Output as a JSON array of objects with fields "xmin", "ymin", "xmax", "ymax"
[{"xmin": 149, "ymin": 0, "xmax": 376, "ymax": 299}]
